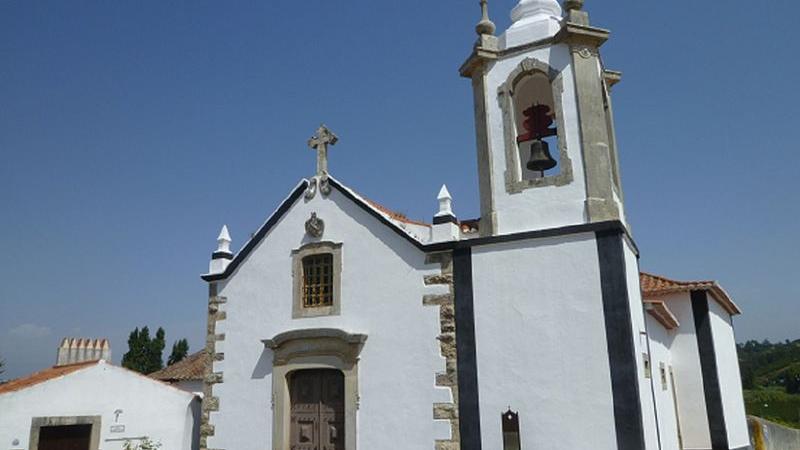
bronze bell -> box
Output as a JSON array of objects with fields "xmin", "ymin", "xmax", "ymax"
[{"xmin": 527, "ymin": 139, "xmax": 557, "ymax": 172}]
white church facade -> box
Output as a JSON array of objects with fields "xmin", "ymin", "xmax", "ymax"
[{"xmin": 198, "ymin": 1, "xmax": 750, "ymax": 450}]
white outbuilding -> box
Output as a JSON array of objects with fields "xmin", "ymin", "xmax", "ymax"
[{"xmin": 0, "ymin": 359, "xmax": 200, "ymax": 450}]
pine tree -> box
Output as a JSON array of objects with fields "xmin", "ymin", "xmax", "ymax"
[
  {"xmin": 0, "ymin": 356, "xmax": 5, "ymax": 376},
  {"xmin": 168, "ymin": 339, "xmax": 190, "ymax": 366}
]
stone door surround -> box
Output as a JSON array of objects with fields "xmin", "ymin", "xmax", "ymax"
[{"xmin": 263, "ymin": 328, "xmax": 366, "ymax": 450}]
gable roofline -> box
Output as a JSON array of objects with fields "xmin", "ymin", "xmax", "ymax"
[
  {"xmin": 202, "ymin": 177, "xmax": 432, "ymax": 282},
  {"xmin": 0, "ymin": 360, "xmax": 197, "ymax": 398},
  {"xmin": 201, "ymin": 176, "xmax": 638, "ymax": 283},
  {"xmin": 640, "ymin": 272, "xmax": 741, "ymax": 316},
  {"xmin": 0, "ymin": 360, "xmax": 99, "ymax": 395},
  {"xmin": 202, "ymin": 180, "xmax": 309, "ymax": 282}
]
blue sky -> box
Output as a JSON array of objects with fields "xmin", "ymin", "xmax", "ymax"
[{"xmin": 1, "ymin": 1, "xmax": 798, "ymax": 380}]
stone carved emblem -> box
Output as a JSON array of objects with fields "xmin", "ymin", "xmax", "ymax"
[{"xmin": 305, "ymin": 212, "xmax": 325, "ymax": 238}]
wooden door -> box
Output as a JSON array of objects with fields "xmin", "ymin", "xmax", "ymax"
[
  {"xmin": 38, "ymin": 425, "xmax": 92, "ymax": 450},
  {"xmin": 290, "ymin": 369, "xmax": 345, "ymax": 450}
]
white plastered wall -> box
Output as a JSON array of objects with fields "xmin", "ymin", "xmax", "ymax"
[
  {"xmin": 470, "ymin": 233, "xmax": 618, "ymax": 449},
  {"xmin": 707, "ymin": 298, "xmax": 749, "ymax": 448},
  {"xmin": 646, "ymin": 315, "xmax": 681, "ymax": 450},
  {"xmin": 207, "ymin": 187, "xmax": 451, "ymax": 450},
  {"xmin": 0, "ymin": 363, "xmax": 199, "ymax": 450},
  {"xmin": 662, "ymin": 292, "xmax": 712, "ymax": 450},
  {"xmin": 622, "ymin": 241, "xmax": 660, "ymax": 450},
  {"xmin": 484, "ymin": 44, "xmax": 590, "ymax": 234}
]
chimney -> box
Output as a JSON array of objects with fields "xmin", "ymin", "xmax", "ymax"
[{"xmin": 56, "ymin": 338, "xmax": 111, "ymax": 366}]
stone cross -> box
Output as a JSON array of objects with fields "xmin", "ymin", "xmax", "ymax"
[{"xmin": 307, "ymin": 125, "xmax": 339, "ymax": 177}]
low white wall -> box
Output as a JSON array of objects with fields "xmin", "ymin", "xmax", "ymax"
[{"xmin": 0, "ymin": 362, "xmax": 199, "ymax": 450}]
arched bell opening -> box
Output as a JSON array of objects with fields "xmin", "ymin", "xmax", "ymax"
[
  {"xmin": 499, "ymin": 57, "xmax": 573, "ymax": 193},
  {"xmin": 512, "ymin": 71, "xmax": 561, "ymax": 180}
]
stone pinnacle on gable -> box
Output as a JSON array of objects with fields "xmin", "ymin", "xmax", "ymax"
[
  {"xmin": 217, "ymin": 225, "xmax": 232, "ymax": 254},
  {"xmin": 436, "ymin": 185, "xmax": 455, "ymax": 219},
  {"xmin": 209, "ymin": 224, "xmax": 233, "ymax": 274}
]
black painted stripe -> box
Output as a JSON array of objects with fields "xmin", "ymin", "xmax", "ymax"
[
  {"xmin": 453, "ymin": 247, "xmax": 482, "ymax": 450},
  {"xmin": 691, "ymin": 290, "xmax": 729, "ymax": 450},
  {"xmin": 596, "ymin": 230, "xmax": 646, "ymax": 450},
  {"xmin": 433, "ymin": 214, "xmax": 459, "ymax": 225},
  {"xmin": 211, "ymin": 251, "xmax": 234, "ymax": 260}
]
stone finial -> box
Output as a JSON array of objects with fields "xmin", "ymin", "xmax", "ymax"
[
  {"xmin": 217, "ymin": 225, "xmax": 232, "ymax": 254},
  {"xmin": 564, "ymin": 0, "xmax": 584, "ymax": 11},
  {"xmin": 307, "ymin": 124, "xmax": 339, "ymax": 177},
  {"xmin": 436, "ymin": 185, "xmax": 455, "ymax": 218},
  {"xmin": 476, "ymin": 0, "xmax": 496, "ymax": 36}
]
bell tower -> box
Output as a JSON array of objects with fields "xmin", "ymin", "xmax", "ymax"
[{"xmin": 462, "ymin": 0, "xmax": 625, "ymax": 236}]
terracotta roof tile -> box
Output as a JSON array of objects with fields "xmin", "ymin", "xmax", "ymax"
[
  {"xmin": 364, "ymin": 198, "xmax": 431, "ymax": 227},
  {"xmin": 149, "ymin": 351, "xmax": 206, "ymax": 382},
  {"xmin": 639, "ymin": 272, "xmax": 741, "ymax": 315},
  {"xmin": 0, "ymin": 360, "xmax": 98, "ymax": 395}
]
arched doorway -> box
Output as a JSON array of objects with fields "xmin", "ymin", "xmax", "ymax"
[{"xmin": 289, "ymin": 369, "xmax": 345, "ymax": 450}]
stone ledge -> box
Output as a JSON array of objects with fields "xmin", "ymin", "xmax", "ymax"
[
  {"xmin": 423, "ymin": 294, "xmax": 453, "ymax": 306},
  {"xmin": 434, "ymin": 403, "xmax": 458, "ymax": 420},
  {"xmin": 425, "ymin": 274, "xmax": 454, "ymax": 286}
]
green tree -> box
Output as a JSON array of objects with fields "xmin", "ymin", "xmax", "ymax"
[
  {"xmin": 148, "ymin": 327, "xmax": 166, "ymax": 373},
  {"xmin": 122, "ymin": 326, "xmax": 167, "ymax": 374},
  {"xmin": 122, "ymin": 327, "xmax": 151, "ymax": 373},
  {"xmin": 167, "ymin": 339, "xmax": 190, "ymax": 366},
  {"xmin": 0, "ymin": 356, "xmax": 5, "ymax": 376},
  {"xmin": 785, "ymin": 365, "xmax": 800, "ymax": 395}
]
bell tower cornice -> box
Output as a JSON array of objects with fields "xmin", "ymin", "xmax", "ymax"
[{"xmin": 554, "ymin": 22, "xmax": 609, "ymax": 49}]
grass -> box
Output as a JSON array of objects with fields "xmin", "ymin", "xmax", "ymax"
[{"xmin": 744, "ymin": 387, "xmax": 800, "ymax": 429}]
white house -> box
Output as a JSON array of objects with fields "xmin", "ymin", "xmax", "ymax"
[
  {"xmin": 641, "ymin": 273, "xmax": 750, "ymax": 450},
  {"xmin": 0, "ymin": 357, "xmax": 200, "ymax": 450},
  {"xmin": 196, "ymin": 1, "xmax": 751, "ymax": 450}
]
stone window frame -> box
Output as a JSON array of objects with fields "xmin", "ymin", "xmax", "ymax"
[
  {"xmin": 29, "ymin": 415, "xmax": 102, "ymax": 450},
  {"xmin": 292, "ymin": 242, "xmax": 343, "ymax": 319},
  {"xmin": 498, "ymin": 57, "xmax": 574, "ymax": 193},
  {"xmin": 262, "ymin": 328, "xmax": 367, "ymax": 450}
]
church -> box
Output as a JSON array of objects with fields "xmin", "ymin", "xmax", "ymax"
[{"xmin": 197, "ymin": 1, "xmax": 750, "ymax": 450}]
